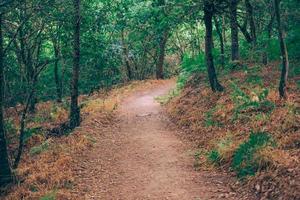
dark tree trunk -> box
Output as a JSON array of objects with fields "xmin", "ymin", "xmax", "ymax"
[
  {"xmin": 274, "ymin": 0, "xmax": 289, "ymax": 98},
  {"xmin": 69, "ymin": 0, "xmax": 81, "ymax": 129},
  {"xmin": 27, "ymin": 55, "xmax": 36, "ymax": 113},
  {"xmin": 238, "ymin": 21, "xmax": 253, "ymax": 43},
  {"xmin": 214, "ymin": 16, "xmax": 225, "ymax": 68},
  {"xmin": 204, "ymin": 1, "xmax": 224, "ymax": 92},
  {"xmin": 222, "ymin": 15, "xmax": 226, "ymax": 44},
  {"xmin": 0, "ymin": 13, "xmax": 13, "ymax": 187},
  {"xmin": 53, "ymin": 41, "xmax": 62, "ymax": 102},
  {"xmin": 156, "ymin": 30, "xmax": 168, "ymax": 79},
  {"xmin": 230, "ymin": 0, "xmax": 239, "ymax": 61},
  {"xmin": 245, "ymin": 0, "xmax": 256, "ymax": 44}
]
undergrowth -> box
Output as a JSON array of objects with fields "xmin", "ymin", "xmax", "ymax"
[
  {"xmin": 232, "ymin": 132, "xmax": 274, "ymax": 178},
  {"xmin": 166, "ymin": 62, "xmax": 300, "ymax": 199}
]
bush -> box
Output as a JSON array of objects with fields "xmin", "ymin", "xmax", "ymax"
[
  {"xmin": 230, "ymin": 82, "xmax": 275, "ymax": 120},
  {"xmin": 232, "ymin": 132, "xmax": 273, "ymax": 178},
  {"xmin": 177, "ymin": 53, "xmax": 206, "ymax": 89},
  {"xmin": 207, "ymin": 149, "xmax": 222, "ymax": 166}
]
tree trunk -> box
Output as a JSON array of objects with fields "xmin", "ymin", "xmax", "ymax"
[
  {"xmin": 238, "ymin": 21, "xmax": 253, "ymax": 43},
  {"xmin": 156, "ymin": 30, "xmax": 168, "ymax": 79},
  {"xmin": 0, "ymin": 13, "xmax": 13, "ymax": 187},
  {"xmin": 121, "ymin": 30, "xmax": 132, "ymax": 81},
  {"xmin": 53, "ymin": 41, "xmax": 62, "ymax": 102},
  {"xmin": 245, "ymin": 0, "xmax": 256, "ymax": 44},
  {"xmin": 214, "ymin": 16, "xmax": 225, "ymax": 68},
  {"xmin": 69, "ymin": 0, "xmax": 81, "ymax": 129},
  {"xmin": 222, "ymin": 15, "xmax": 226, "ymax": 44},
  {"xmin": 230, "ymin": 0, "xmax": 239, "ymax": 61},
  {"xmin": 204, "ymin": 1, "xmax": 224, "ymax": 92},
  {"xmin": 274, "ymin": 0, "xmax": 289, "ymax": 98}
]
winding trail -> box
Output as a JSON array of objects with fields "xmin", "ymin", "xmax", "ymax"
[{"xmin": 74, "ymin": 80, "xmax": 251, "ymax": 200}]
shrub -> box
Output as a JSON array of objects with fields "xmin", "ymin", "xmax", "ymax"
[
  {"xmin": 232, "ymin": 132, "xmax": 273, "ymax": 178},
  {"xmin": 207, "ymin": 149, "xmax": 222, "ymax": 166},
  {"xmin": 177, "ymin": 53, "xmax": 206, "ymax": 89},
  {"xmin": 24, "ymin": 127, "xmax": 43, "ymax": 143},
  {"xmin": 230, "ymin": 82, "xmax": 275, "ymax": 120},
  {"xmin": 245, "ymin": 74, "xmax": 263, "ymax": 86}
]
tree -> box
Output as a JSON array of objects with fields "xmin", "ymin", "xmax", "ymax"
[
  {"xmin": 230, "ymin": 0, "xmax": 239, "ymax": 61},
  {"xmin": 274, "ymin": 0, "xmax": 289, "ymax": 98},
  {"xmin": 154, "ymin": 0, "xmax": 169, "ymax": 79},
  {"xmin": 69, "ymin": 0, "xmax": 81, "ymax": 129},
  {"xmin": 204, "ymin": 1, "xmax": 224, "ymax": 92},
  {"xmin": 214, "ymin": 16, "xmax": 225, "ymax": 68},
  {"xmin": 245, "ymin": 0, "xmax": 256, "ymax": 44},
  {"xmin": 0, "ymin": 13, "xmax": 13, "ymax": 187}
]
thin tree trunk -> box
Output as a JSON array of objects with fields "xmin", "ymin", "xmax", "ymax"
[
  {"xmin": 204, "ymin": 1, "xmax": 224, "ymax": 92},
  {"xmin": 156, "ymin": 30, "xmax": 168, "ymax": 79},
  {"xmin": 121, "ymin": 30, "xmax": 132, "ymax": 81},
  {"xmin": 274, "ymin": 0, "xmax": 289, "ymax": 98},
  {"xmin": 245, "ymin": 0, "xmax": 256, "ymax": 44},
  {"xmin": 222, "ymin": 15, "xmax": 226, "ymax": 44},
  {"xmin": 230, "ymin": 0, "xmax": 239, "ymax": 61},
  {"xmin": 0, "ymin": 13, "xmax": 13, "ymax": 187},
  {"xmin": 214, "ymin": 16, "xmax": 225, "ymax": 68},
  {"xmin": 238, "ymin": 21, "xmax": 253, "ymax": 43},
  {"xmin": 53, "ymin": 41, "xmax": 62, "ymax": 102},
  {"xmin": 69, "ymin": 0, "xmax": 81, "ymax": 129}
]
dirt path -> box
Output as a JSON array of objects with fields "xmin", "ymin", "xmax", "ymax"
[{"xmin": 74, "ymin": 80, "xmax": 252, "ymax": 200}]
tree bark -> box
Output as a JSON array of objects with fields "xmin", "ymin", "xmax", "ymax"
[
  {"xmin": 53, "ymin": 41, "xmax": 62, "ymax": 102},
  {"xmin": 245, "ymin": 0, "xmax": 256, "ymax": 44},
  {"xmin": 274, "ymin": 0, "xmax": 289, "ymax": 98},
  {"xmin": 69, "ymin": 0, "xmax": 81, "ymax": 129},
  {"xmin": 230, "ymin": 0, "xmax": 239, "ymax": 61},
  {"xmin": 156, "ymin": 30, "xmax": 168, "ymax": 79},
  {"xmin": 204, "ymin": 1, "xmax": 224, "ymax": 92},
  {"xmin": 0, "ymin": 13, "xmax": 13, "ymax": 187},
  {"xmin": 214, "ymin": 16, "xmax": 225, "ymax": 68},
  {"xmin": 238, "ymin": 21, "xmax": 253, "ymax": 43}
]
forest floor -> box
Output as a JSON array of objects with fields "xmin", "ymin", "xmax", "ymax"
[{"xmin": 72, "ymin": 79, "xmax": 253, "ymax": 200}]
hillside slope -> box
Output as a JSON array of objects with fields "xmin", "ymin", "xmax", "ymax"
[{"xmin": 166, "ymin": 63, "xmax": 300, "ymax": 200}]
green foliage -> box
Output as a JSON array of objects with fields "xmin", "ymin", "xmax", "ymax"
[
  {"xmin": 232, "ymin": 132, "xmax": 273, "ymax": 178},
  {"xmin": 207, "ymin": 150, "xmax": 222, "ymax": 166},
  {"xmin": 204, "ymin": 106, "xmax": 223, "ymax": 127},
  {"xmin": 177, "ymin": 53, "xmax": 206, "ymax": 89},
  {"xmin": 30, "ymin": 140, "xmax": 50, "ymax": 156},
  {"xmin": 230, "ymin": 82, "xmax": 275, "ymax": 120},
  {"xmin": 4, "ymin": 118, "xmax": 18, "ymax": 144},
  {"xmin": 40, "ymin": 190, "xmax": 57, "ymax": 200},
  {"xmin": 245, "ymin": 74, "xmax": 263, "ymax": 86},
  {"xmin": 24, "ymin": 127, "xmax": 43, "ymax": 143}
]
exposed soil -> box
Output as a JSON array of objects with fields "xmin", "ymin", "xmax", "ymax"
[{"xmin": 73, "ymin": 80, "xmax": 253, "ymax": 200}]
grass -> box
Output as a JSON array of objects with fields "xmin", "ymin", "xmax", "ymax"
[
  {"xmin": 30, "ymin": 140, "xmax": 50, "ymax": 156},
  {"xmin": 40, "ymin": 190, "xmax": 57, "ymax": 200},
  {"xmin": 166, "ymin": 61, "xmax": 300, "ymax": 199},
  {"xmin": 232, "ymin": 132, "xmax": 273, "ymax": 178},
  {"xmin": 2, "ymin": 79, "xmax": 171, "ymax": 200}
]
